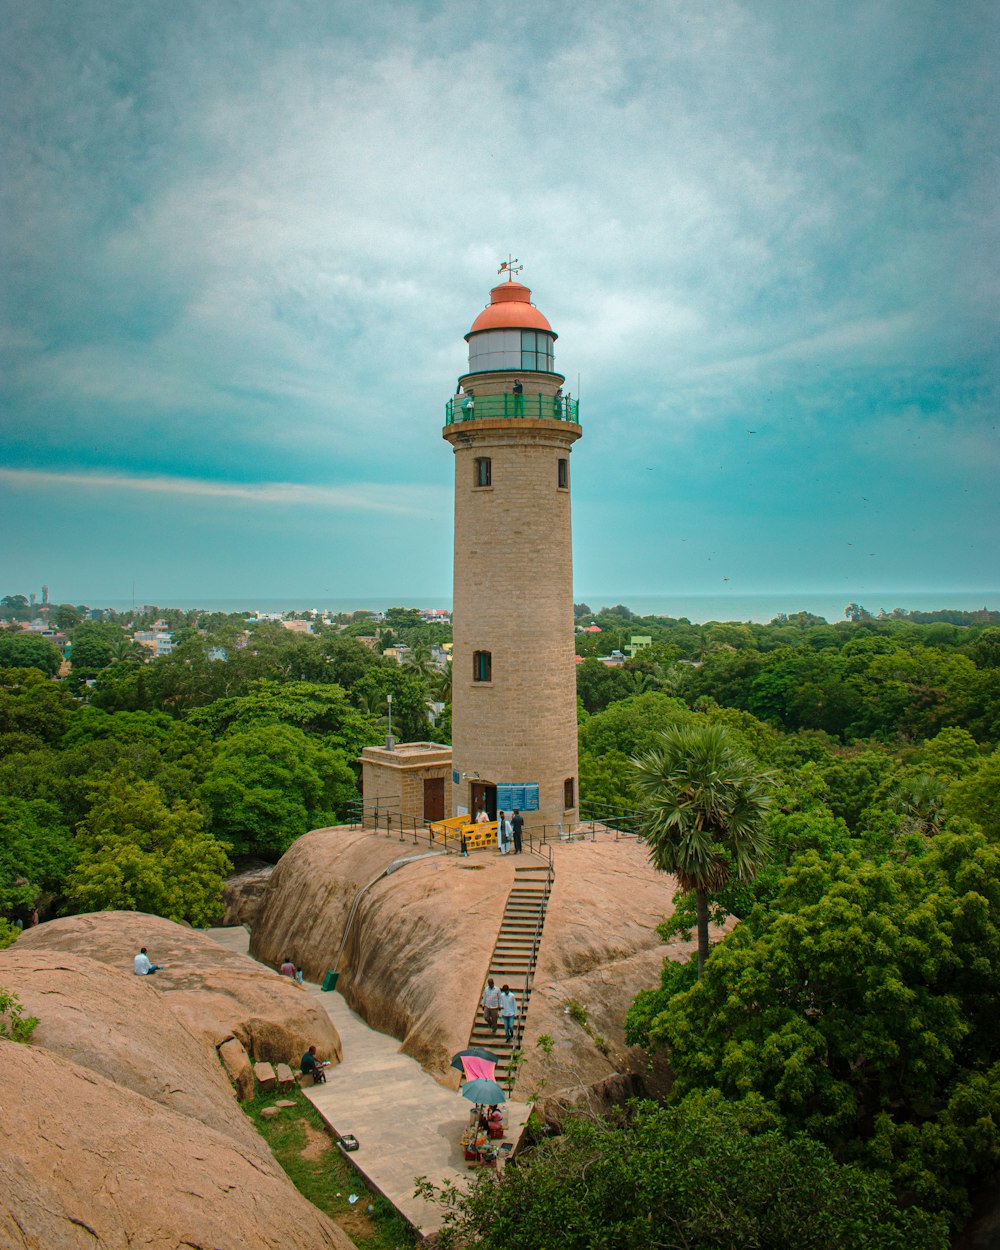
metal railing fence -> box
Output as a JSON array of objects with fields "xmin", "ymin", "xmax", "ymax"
[{"xmin": 445, "ymin": 393, "xmax": 580, "ymax": 425}]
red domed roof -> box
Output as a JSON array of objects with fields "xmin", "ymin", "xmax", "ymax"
[{"xmin": 467, "ymin": 280, "xmax": 556, "ymax": 337}]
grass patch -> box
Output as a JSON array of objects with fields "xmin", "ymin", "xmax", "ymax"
[{"xmin": 243, "ymin": 1085, "xmax": 417, "ymax": 1250}]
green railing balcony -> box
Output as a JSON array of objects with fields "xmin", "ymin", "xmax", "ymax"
[{"xmin": 444, "ymin": 393, "xmax": 581, "ymax": 426}]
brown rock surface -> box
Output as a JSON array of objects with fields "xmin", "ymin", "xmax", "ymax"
[
  {"xmin": 0, "ymin": 1040, "xmax": 353, "ymax": 1250},
  {"xmin": 251, "ymin": 827, "xmax": 715, "ymax": 1108},
  {"xmin": 0, "ymin": 949, "xmax": 263, "ymax": 1153},
  {"xmin": 222, "ymin": 864, "xmax": 276, "ymax": 927},
  {"xmin": 219, "ymin": 1035, "xmax": 254, "ymax": 1101},
  {"xmin": 13, "ymin": 910, "xmax": 342, "ymax": 1066}
]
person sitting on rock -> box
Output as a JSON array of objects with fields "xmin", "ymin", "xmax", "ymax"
[
  {"xmin": 301, "ymin": 1045, "xmax": 328, "ymax": 1084},
  {"xmin": 133, "ymin": 947, "xmax": 161, "ymax": 976}
]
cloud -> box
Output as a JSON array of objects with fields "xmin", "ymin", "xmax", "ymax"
[
  {"xmin": 1, "ymin": 0, "xmax": 996, "ymax": 598},
  {"xmin": 0, "ymin": 467, "xmax": 438, "ymax": 515}
]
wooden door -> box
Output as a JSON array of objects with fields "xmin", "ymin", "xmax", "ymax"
[
  {"xmin": 423, "ymin": 777, "xmax": 445, "ymax": 823},
  {"xmin": 470, "ymin": 781, "xmax": 497, "ymax": 820}
]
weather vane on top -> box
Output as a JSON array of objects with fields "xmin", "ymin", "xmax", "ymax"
[{"xmin": 498, "ymin": 255, "xmax": 523, "ymax": 280}]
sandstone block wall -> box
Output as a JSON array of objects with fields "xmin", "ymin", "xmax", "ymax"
[{"xmin": 445, "ymin": 417, "xmax": 582, "ymax": 830}]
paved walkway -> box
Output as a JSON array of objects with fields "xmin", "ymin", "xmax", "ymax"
[{"xmin": 205, "ymin": 926, "xmax": 531, "ymax": 1238}]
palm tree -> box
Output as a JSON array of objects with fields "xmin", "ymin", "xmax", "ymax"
[
  {"xmin": 633, "ymin": 722, "xmax": 772, "ymax": 977},
  {"xmin": 886, "ymin": 773, "xmax": 947, "ymax": 841},
  {"xmin": 110, "ymin": 636, "xmax": 145, "ymax": 665}
]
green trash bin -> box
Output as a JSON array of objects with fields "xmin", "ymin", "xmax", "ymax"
[{"xmin": 322, "ymin": 970, "xmax": 339, "ymax": 992}]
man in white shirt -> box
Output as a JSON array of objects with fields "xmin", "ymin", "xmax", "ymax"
[
  {"xmin": 481, "ymin": 977, "xmax": 501, "ymax": 1033},
  {"xmin": 133, "ymin": 947, "xmax": 161, "ymax": 975}
]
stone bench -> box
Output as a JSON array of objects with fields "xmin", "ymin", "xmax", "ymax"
[
  {"xmin": 253, "ymin": 1061, "xmax": 276, "ymax": 1093},
  {"xmin": 275, "ymin": 1063, "xmax": 295, "ymax": 1091}
]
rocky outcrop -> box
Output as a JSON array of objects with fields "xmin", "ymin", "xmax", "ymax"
[
  {"xmin": 251, "ymin": 827, "xmax": 712, "ymax": 1112},
  {"xmin": 13, "ymin": 910, "xmax": 341, "ymax": 1066},
  {"xmin": 0, "ymin": 949, "xmax": 264, "ymax": 1149},
  {"xmin": 0, "ymin": 1040, "xmax": 352, "ymax": 1250},
  {"xmin": 222, "ymin": 864, "xmax": 276, "ymax": 927}
]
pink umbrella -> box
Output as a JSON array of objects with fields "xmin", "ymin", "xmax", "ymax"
[{"xmin": 460, "ymin": 1054, "xmax": 496, "ymax": 1082}]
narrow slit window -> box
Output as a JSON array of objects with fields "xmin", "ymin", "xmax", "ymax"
[
  {"xmin": 557, "ymin": 458, "xmax": 569, "ymax": 489},
  {"xmin": 564, "ymin": 776, "xmax": 576, "ymax": 808},
  {"xmin": 474, "ymin": 457, "xmax": 492, "ymax": 487},
  {"xmin": 473, "ymin": 650, "xmax": 492, "ymax": 682}
]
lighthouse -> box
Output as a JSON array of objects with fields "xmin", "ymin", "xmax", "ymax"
[{"xmin": 443, "ymin": 264, "xmax": 582, "ymax": 833}]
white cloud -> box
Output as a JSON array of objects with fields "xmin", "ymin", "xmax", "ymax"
[{"xmin": 0, "ymin": 467, "xmax": 440, "ymax": 515}]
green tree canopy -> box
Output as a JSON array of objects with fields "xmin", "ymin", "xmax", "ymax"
[
  {"xmin": 653, "ymin": 828, "xmax": 1000, "ymax": 1226},
  {"xmin": 0, "ymin": 632, "xmax": 62, "ymax": 677},
  {"xmin": 188, "ymin": 679, "xmax": 379, "ymax": 757},
  {"xmin": 422, "ymin": 1095, "xmax": 945, "ymax": 1250},
  {"xmin": 68, "ymin": 771, "xmax": 230, "ymax": 925},
  {"xmin": 0, "ymin": 795, "xmax": 74, "ymax": 915},
  {"xmin": 199, "ymin": 723, "xmax": 358, "ymax": 858}
]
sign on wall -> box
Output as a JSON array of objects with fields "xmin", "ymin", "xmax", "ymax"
[{"xmin": 495, "ymin": 784, "xmax": 540, "ymax": 811}]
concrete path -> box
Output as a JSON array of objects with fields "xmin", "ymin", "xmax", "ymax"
[{"xmin": 205, "ymin": 926, "xmax": 531, "ymax": 1238}]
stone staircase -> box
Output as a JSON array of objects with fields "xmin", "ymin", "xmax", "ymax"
[{"xmin": 468, "ymin": 862, "xmax": 553, "ymax": 1084}]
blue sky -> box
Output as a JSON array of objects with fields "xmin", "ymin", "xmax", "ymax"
[{"xmin": 2, "ymin": 0, "xmax": 998, "ymax": 608}]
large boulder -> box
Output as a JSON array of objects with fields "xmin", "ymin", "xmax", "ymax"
[
  {"xmin": 13, "ymin": 911, "xmax": 341, "ymax": 1066},
  {"xmin": 251, "ymin": 827, "xmax": 705, "ymax": 1109},
  {"xmin": 0, "ymin": 1040, "xmax": 352, "ymax": 1250},
  {"xmin": 222, "ymin": 864, "xmax": 276, "ymax": 927},
  {"xmin": 0, "ymin": 949, "xmax": 263, "ymax": 1151},
  {"xmin": 252, "ymin": 828, "xmax": 513, "ymax": 1072}
]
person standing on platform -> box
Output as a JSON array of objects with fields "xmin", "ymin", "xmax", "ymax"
[
  {"xmin": 482, "ymin": 978, "xmax": 501, "ymax": 1034},
  {"xmin": 497, "ymin": 810, "xmax": 511, "ymax": 854},
  {"xmin": 511, "ymin": 809, "xmax": 524, "ymax": 854},
  {"xmin": 499, "ymin": 984, "xmax": 518, "ymax": 1042}
]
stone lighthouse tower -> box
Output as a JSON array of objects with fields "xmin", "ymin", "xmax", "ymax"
[{"xmin": 443, "ymin": 264, "xmax": 582, "ymax": 833}]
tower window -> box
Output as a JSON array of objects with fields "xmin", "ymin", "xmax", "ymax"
[
  {"xmin": 473, "ymin": 650, "xmax": 492, "ymax": 682},
  {"xmin": 474, "ymin": 457, "xmax": 492, "ymax": 488},
  {"xmin": 557, "ymin": 458, "xmax": 569, "ymax": 489},
  {"xmin": 564, "ymin": 777, "xmax": 576, "ymax": 809}
]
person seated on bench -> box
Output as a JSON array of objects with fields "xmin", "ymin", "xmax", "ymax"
[{"xmin": 301, "ymin": 1045, "xmax": 328, "ymax": 1084}]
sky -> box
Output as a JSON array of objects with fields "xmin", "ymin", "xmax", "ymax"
[{"xmin": 2, "ymin": 0, "xmax": 998, "ymax": 610}]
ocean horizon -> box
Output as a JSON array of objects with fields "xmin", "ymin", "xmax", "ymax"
[{"xmin": 89, "ymin": 590, "xmax": 1000, "ymax": 625}]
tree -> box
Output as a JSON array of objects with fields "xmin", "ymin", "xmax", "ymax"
[
  {"xmin": 68, "ymin": 771, "xmax": 230, "ymax": 925},
  {"xmin": 353, "ymin": 666, "xmax": 436, "ymax": 741},
  {"xmin": 67, "ymin": 620, "xmax": 123, "ymax": 675},
  {"xmin": 633, "ymin": 721, "xmax": 772, "ymax": 976},
  {"xmin": 946, "ymin": 746, "xmax": 1000, "ymax": 839},
  {"xmin": 0, "ymin": 631, "xmax": 62, "ymax": 677},
  {"xmin": 420, "ymin": 1094, "xmax": 946, "ymax": 1250},
  {"xmin": 653, "ymin": 829, "xmax": 1000, "ymax": 1227},
  {"xmin": 109, "ymin": 635, "xmax": 145, "ymax": 665},
  {"xmin": 199, "ymin": 723, "xmax": 358, "ymax": 858},
  {"xmin": 0, "ymin": 795, "xmax": 74, "ymax": 916},
  {"xmin": 53, "ymin": 603, "xmax": 82, "ymax": 630},
  {"xmin": 0, "ymin": 595, "xmax": 31, "ymax": 622},
  {"xmin": 579, "ymin": 692, "xmax": 692, "ymax": 759},
  {"xmin": 188, "ymin": 680, "xmax": 379, "ymax": 758}
]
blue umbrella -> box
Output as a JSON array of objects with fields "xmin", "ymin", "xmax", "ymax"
[{"xmin": 461, "ymin": 1077, "xmax": 506, "ymax": 1105}]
